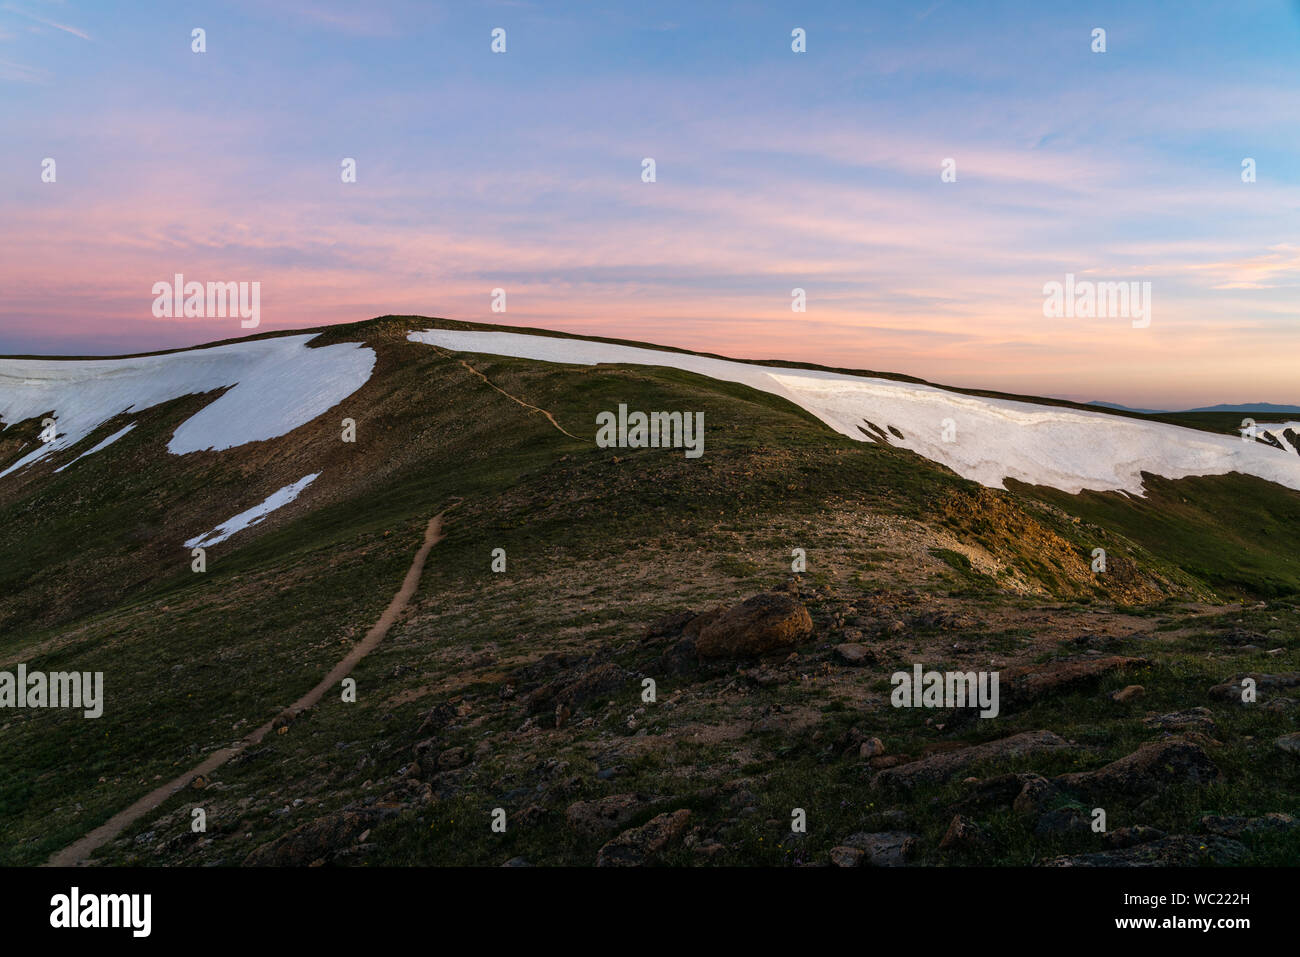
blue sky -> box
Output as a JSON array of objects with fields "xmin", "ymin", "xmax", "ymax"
[{"xmin": 1, "ymin": 0, "xmax": 1298, "ymax": 407}]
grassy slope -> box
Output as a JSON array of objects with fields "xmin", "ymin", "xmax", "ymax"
[{"xmin": 0, "ymin": 315, "xmax": 1296, "ymax": 866}]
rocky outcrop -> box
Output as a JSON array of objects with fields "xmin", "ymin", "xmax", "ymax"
[
  {"xmin": 1054, "ymin": 739, "xmax": 1218, "ymax": 801},
  {"xmin": 1042, "ymin": 835, "xmax": 1247, "ymax": 867},
  {"xmin": 873, "ymin": 731, "xmax": 1075, "ymax": 791},
  {"xmin": 595, "ymin": 809, "xmax": 692, "ymax": 866}
]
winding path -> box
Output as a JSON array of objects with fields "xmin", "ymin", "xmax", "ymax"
[{"xmin": 46, "ymin": 512, "xmax": 446, "ymax": 867}]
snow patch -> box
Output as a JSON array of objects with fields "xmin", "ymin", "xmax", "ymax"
[
  {"xmin": 0, "ymin": 335, "xmax": 375, "ymax": 479},
  {"xmin": 185, "ymin": 472, "xmax": 320, "ymax": 548},
  {"xmin": 409, "ymin": 328, "xmax": 1300, "ymax": 496}
]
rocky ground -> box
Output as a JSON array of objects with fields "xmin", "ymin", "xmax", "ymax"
[{"xmin": 93, "ymin": 562, "xmax": 1300, "ymax": 867}]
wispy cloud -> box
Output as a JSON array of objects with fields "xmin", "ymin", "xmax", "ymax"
[
  {"xmin": 0, "ymin": 54, "xmax": 47, "ymax": 83},
  {"xmin": 1, "ymin": 3, "xmax": 91, "ymax": 40}
]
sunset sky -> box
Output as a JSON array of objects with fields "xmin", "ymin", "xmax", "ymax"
[{"xmin": 2, "ymin": 0, "xmax": 1298, "ymax": 408}]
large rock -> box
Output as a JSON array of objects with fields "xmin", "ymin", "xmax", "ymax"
[
  {"xmin": 1054, "ymin": 739, "xmax": 1218, "ymax": 801},
  {"xmin": 595, "ymin": 809, "xmax": 691, "ymax": 866},
  {"xmin": 695, "ymin": 592, "xmax": 813, "ymax": 659},
  {"xmin": 872, "ymin": 731, "xmax": 1075, "ymax": 792}
]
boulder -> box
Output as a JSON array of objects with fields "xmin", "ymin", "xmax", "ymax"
[{"xmin": 695, "ymin": 593, "xmax": 813, "ymax": 659}]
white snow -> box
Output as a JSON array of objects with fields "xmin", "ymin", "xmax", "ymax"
[
  {"xmin": 185, "ymin": 472, "xmax": 320, "ymax": 548},
  {"xmin": 0, "ymin": 335, "xmax": 375, "ymax": 478},
  {"xmin": 409, "ymin": 328, "xmax": 1300, "ymax": 496},
  {"xmin": 1255, "ymin": 422, "xmax": 1300, "ymax": 449},
  {"xmin": 54, "ymin": 422, "xmax": 136, "ymax": 473}
]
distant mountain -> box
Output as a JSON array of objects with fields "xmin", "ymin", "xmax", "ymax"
[
  {"xmin": 1186, "ymin": 402, "xmax": 1300, "ymax": 415},
  {"xmin": 1087, "ymin": 400, "xmax": 1167, "ymax": 415},
  {"xmin": 1089, "ymin": 400, "xmax": 1300, "ymax": 416}
]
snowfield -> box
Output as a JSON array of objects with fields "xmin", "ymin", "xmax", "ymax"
[
  {"xmin": 186, "ymin": 472, "xmax": 321, "ymax": 548},
  {"xmin": 0, "ymin": 335, "xmax": 375, "ymax": 478},
  {"xmin": 410, "ymin": 328, "xmax": 1300, "ymax": 496}
]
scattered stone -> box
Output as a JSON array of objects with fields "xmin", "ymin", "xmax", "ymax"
[
  {"xmin": 859, "ymin": 737, "xmax": 886, "ymax": 759},
  {"xmin": 595, "ymin": 809, "xmax": 692, "ymax": 866},
  {"xmin": 1110, "ymin": 684, "xmax": 1144, "ymax": 703},
  {"xmin": 695, "ymin": 593, "xmax": 814, "ymax": 659},
  {"xmin": 835, "ymin": 643, "xmax": 875, "ymax": 666},
  {"xmin": 829, "ymin": 846, "xmax": 865, "ymax": 867},
  {"xmin": 1104, "ymin": 825, "xmax": 1165, "ymax": 848},
  {"xmin": 501, "ymin": 856, "xmax": 530, "ymax": 867},
  {"xmin": 939, "ymin": 814, "xmax": 988, "ymax": 852}
]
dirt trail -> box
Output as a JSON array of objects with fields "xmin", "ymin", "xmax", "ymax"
[
  {"xmin": 427, "ymin": 344, "xmax": 580, "ymax": 440},
  {"xmin": 46, "ymin": 512, "xmax": 446, "ymax": 867}
]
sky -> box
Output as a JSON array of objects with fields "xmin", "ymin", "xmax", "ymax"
[{"xmin": 1, "ymin": 0, "xmax": 1297, "ymax": 408}]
